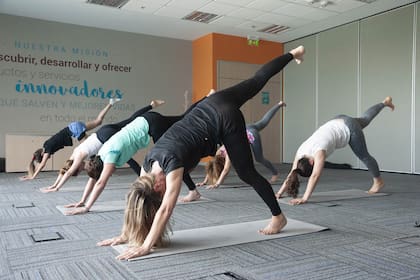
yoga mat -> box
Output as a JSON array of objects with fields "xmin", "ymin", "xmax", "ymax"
[
  {"xmin": 112, "ymin": 218, "xmax": 328, "ymax": 261},
  {"xmin": 56, "ymin": 196, "xmax": 215, "ymax": 215},
  {"xmin": 278, "ymin": 188, "xmax": 389, "ymax": 204},
  {"xmin": 50, "ymin": 183, "xmax": 129, "ymax": 192}
]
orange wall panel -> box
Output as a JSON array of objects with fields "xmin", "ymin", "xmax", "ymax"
[{"xmin": 192, "ymin": 33, "xmax": 283, "ymax": 102}]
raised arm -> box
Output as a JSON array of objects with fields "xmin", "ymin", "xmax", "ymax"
[
  {"xmin": 117, "ymin": 167, "xmax": 184, "ymax": 260},
  {"xmin": 41, "ymin": 172, "xmax": 65, "ymax": 192},
  {"xmin": 63, "ymin": 177, "xmax": 96, "ymax": 209},
  {"xmin": 289, "ymin": 150, "xmax": 326, "ymax": 205},
  {"xmin": 41, "ymin": 152, "xmax": 87, "ymax": 193},
  {"xmin": 65, "ymin": 163, "xmax": 116, "ymax": 215},
  {"xmin": 20, "ymin": 153, "xmax": 50, "ymax": 181},
  {"xmin": 196, "ymin": 174, "xmax": 209, "ymax": 186}
]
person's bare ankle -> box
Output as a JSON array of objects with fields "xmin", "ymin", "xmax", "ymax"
[
  {"xmin": 383, "ymin": 96, "xmax": 395, "ymax": 111},
  {"xmin": 290, "ymin": 45, "xmax": 305, "ymax": 64},
  {"xmin": 259, "ymin": 213, "xmax": 287, "ymax": 235},
  {"xmin": 179, "ymin": 190, "xmax": 201, "ymax": 202},
  {"xmin": 368, "ymin": 178, "xmax": 385, "ymax": 194},
  {"xmin": 270, "ymin": 174, "xmax": 279, "ymax": 183}
]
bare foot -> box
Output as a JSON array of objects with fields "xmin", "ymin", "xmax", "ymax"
[
  {"xmin": 207, "ymin": 89, "xmax": 216, "ymax": 96},
  {"xmin": 259, "ymin": 213, "xmax": 287, "ymax": 235},
  {"xmin": 270, "ymin": 174, "xmax": 279, "ymax": 183},
  {"xmin": 179, "ymin": 190, "xmax": 201, "ymax": 202},
  {"xmin": 289, "ymin": 45, "xmax": 305, "ymax": 64},
  {"xmin": 368, "ymin": 182, "xmax": 385, "ymax": 194},
  {"xmin": 383, "ymin": 96, "xmax": 395, "ymax": 111}
]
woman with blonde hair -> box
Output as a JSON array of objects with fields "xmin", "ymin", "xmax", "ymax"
[
  {"xmin": 20, "ymin": 98, "xmax": 120, "ymax": 181},
  {"xmin": 98, "ymin": 46, "xmax": 305, "ymax": 259},
  {"xmin": 98, "ymin": 175, "xmax": 171, "ymax": 248},
  {"xmin": 197, "ymin": 101, "xmax": 285, "ymax": 189},
  {"xmin": 275, "ymin": 96, "xmax": 395, "ymax": 205},
  {"xmin": 39, "ymin": 100, "xmax": 164, "ymax": 193}
]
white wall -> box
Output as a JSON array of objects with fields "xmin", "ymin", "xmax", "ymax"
[
  {"xmin": 284, "ymin": 4, "xmax": 419, "ymax": 174},
  {"xmin": 0, "ymin": 14, "xmax": 192, "ymax": 162}
]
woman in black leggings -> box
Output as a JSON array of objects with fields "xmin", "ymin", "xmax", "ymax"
[{"xmin": 97, "ymin": 46, "xmax": 305, "ymax": 259}]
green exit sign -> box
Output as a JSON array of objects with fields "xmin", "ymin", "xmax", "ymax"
[{"xmin": 262, "ymin": 91, "xmax": 269, "ymax": 104}]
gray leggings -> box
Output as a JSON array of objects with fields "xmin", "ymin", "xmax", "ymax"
[
  {"xmin": 246, "ymin": 103, "xmax": 281, "ymax": 176},
  {"xmin": 335, "ymin": 102, "xmax": 386, "ymax": 178}
]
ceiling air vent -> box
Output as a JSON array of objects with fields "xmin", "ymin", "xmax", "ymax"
[
  {"xmin": 182, "ymin": 11, "xmax": 220, "ymax": 24},
  {"xmin": 86, "ymin": 0, "xmax": 129, "ymax": 8},
  {"xmin": 258, "ymin": 24, "xmax": 289, "ymax": 34}
]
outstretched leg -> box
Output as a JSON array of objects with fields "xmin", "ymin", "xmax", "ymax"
[
  {"xmin": 248, "ymin": 128, "xmax": 279, "ymax": 182},
  {"xmin": 85, "ymin": 99, "xmax": 119, "ymax": 131},
  {"xmin": 208, "ymin": 46, "xmax": 304, "ymax": 110},
  {"xmin": 252, "ymin": 101, "xmax": 285, "ymax": 131},
  {"xmin": 345, "ymin": 121, "xmax": 384, "ymax": 193},
  {"xmin": 343, "ymin": 97, "xmax": 394, "ymax": 194},
  {"xmin": 355, "ymin": 96, "xmax": 395, "ymax": 129}
]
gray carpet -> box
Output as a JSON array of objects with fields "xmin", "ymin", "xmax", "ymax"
[{"xmin": 0, "ymin": 164, "xmax": 419, "ymax": 280}]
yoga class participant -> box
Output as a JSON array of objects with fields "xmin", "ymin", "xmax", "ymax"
[
  {"xmin": 39, "ymin": 100, "xmax": 165, "ymax": 193},
  {"xmin": 64, "ymin": 94, "xmax": 213, "ymax": 215},
  {"xmin": 20, "ymin": 98, "xmax": 120, "ymax": 181},
  {"xmin": 197, "ymin": 101, "xmax": 285, "ymax": 189},
  {"xmin": 276, "ymin": 96, "xmax": 395, "ymax": 205},
  {"xmin": 97, "ymin": 46, "xmax": 305, "ymax": 260}
]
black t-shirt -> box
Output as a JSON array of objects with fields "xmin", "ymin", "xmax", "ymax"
[
  {"xmin": 143, "ymin": 103, "xmax": 220, "ymax": 174},
  {"xmin": 43, "ymin": 127, "xmax": 73, "ymax": 155}
]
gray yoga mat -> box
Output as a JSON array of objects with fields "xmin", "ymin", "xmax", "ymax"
[
  {"xmin": 112, "ymin": 218, "xmax": 328, "ymax": 261},
  {"xmin": 56, "ymin": 196, "xmax": 215, "ymax": 215},
  {"xmin": 50, "ymin": 183, "xmax": 129, "ymax": 192},
  {"xmin": 278, "ymin": 188, "xmax": 389, "ymax": 204}
]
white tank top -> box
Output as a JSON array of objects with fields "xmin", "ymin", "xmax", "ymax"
[
  {"xmin": 74, "ymin": 133, "xmax": 102, "ymax": 158},
  {"xmin": 296, "ymin": 119, "xmax": 350, "ymax": 159}
]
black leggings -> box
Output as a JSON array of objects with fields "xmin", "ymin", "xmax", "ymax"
[
  {"xmin": 96, "ymin": 105, "xmax": 152, "ymax": 143},
  {"xmin": 207, "ymin": 53, "xmax": 294, "ymax": 216}
]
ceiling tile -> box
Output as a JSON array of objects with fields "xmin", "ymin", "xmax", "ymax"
[
  {"xmin": 273, "ymin": 3, "xmax": 320, "ymax": 17},
  {"xmin": 166, "ymin": 0, "xmax": 213, "ymax": 10},
  {"xmin": 154, "ymin": 5, "xmax": 194, "ymax": 18},
  {"xmin": 214, "ymin": 0, "xmax": 254, "ymax": 6},
  {"xmin": 228, "ymin": 7, "xmax": 265, "ymax": 20},
  {"xmin": 246, "ymin": 0, "xmax": 290, "ymax": 12},
  {"xmin": 303, "ymin": 8, "xmax": 338, "ymax": 20},
  {"xmin": 236, "ymin": 20, "xmax": 272, "ymax": 31},
  {"xmin": 122, "ymin": 0, "xmax": 167, "ymax": 13},
  {"xmin": 322, "ymin": 0, "xmax": 366, "ymax": 13},
  {"xmin": 284, "ymin": 16, "xmax": 314, "ymax": 28},
  {"xmin": 200, "ymin": 1, "xmax": 240, "ymax": 15},
  {"xmin": 254, "ymin": 11, "xmax": 298, "ymax": 26},
  {"xmin": 210, "ymin": 15, "xmax": 248, "ymax": 26}
]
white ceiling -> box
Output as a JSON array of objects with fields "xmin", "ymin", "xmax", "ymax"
[{"xmin": 0, "ymin": 0, "xmax": 417, "ymax": 43}]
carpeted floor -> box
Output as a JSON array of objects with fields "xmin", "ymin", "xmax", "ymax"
[{"xmin": 0, "ymin": 164, "xmax": 419, "ymax": 280}]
